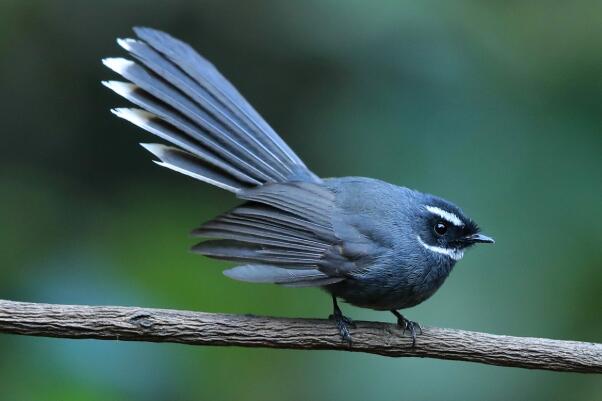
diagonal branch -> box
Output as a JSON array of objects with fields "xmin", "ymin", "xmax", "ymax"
[{"xmin": 0, "ymin": 299, "xmax": 600, "ymax": 373}]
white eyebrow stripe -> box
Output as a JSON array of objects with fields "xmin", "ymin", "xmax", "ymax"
[
  {"xmin": 417, "ymin": 236, "xmax": 464, "ymax": 261},
  {"xmin": 425, "ymin": 205, "xmax": 464, "ymax": 227}
]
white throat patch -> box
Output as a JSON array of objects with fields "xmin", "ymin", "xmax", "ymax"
[
  {"xmin": 417, "ymin": 235, "xmax": 464, "ymax": 261},
  {"xmin": 425, "ymin": 205, "xmax": 464, "ymax": 227}
]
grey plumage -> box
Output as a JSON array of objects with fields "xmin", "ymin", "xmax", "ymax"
[{"xmin": 104, "ymin": 27, "xmax": 494, "ymax": 343}]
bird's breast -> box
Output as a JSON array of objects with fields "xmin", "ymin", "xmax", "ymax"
[{"xmin": 327, "ymin": 257, "xmax": 455, "ymax": 311}]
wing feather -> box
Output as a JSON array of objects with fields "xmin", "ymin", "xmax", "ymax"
[{"xmin": 192, "ymin": 181, "xmax": 357, "ymax": 285}]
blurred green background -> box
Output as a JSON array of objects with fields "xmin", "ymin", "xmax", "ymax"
[{"xmin": 1, "ymin": 1, "xmax": 601, "ymax": 400}]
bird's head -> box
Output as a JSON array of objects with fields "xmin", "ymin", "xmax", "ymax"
[{"xmin": 414, "ymin": 195, "xmax": 494, "ymax": 261}]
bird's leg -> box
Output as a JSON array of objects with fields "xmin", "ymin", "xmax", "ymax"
[
  {"xmin": 328, "ymin": 295, "xmax": 355, "ymax": 344},
  {"xmin": 391, "ymin": 310, "xmax": 422, "ymax": 347}
]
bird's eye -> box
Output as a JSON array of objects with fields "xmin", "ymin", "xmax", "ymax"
[{"xmin": 434, "ymin": 222, "xmax": 448, "ymax": 236}]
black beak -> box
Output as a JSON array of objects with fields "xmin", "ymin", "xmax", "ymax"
[{"xmin": 462, "ymin": 233, "xmax": 495, "ymax": 244}]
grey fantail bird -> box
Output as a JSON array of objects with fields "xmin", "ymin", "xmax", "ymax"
[{"xmin": 103, "ymin": 27, "xmax": 494, "ymax": 345}]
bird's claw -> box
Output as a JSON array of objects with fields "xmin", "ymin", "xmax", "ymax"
[
  {"xmin": 397, "ymin": 316, "xmax": 421, "ymax": 347},
  {"xmin": 329, "ymin": 312, "xmax": 355, "ymax": 344}
]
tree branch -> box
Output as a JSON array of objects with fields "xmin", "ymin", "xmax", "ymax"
[{"xmin": 0, "ymin": 299, "xmax": 600, "ymax": 373}]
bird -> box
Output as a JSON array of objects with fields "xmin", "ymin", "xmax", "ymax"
[{"xmin": 102, "ymin": 27, "xmax": 494, "ymax": 346}]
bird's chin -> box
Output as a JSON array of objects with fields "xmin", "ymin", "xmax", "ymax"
[{"xmin": 447, "ymin": 248, "xmax": 464, "ymax": 261}]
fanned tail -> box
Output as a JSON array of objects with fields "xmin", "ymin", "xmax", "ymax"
[
  {"xmin": 103, "ymin": 27, "xmax": 318, "ymax": 193},
  {"xmin": 102, "ymin": 28, "xmax": 349, "ymax": 287}
]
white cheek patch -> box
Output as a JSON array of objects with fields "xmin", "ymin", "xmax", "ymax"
[
  {"xmin": 425, "ymin": 205, "xmax": 464, "ymax": 227},
  {"xmin": 417, "ymin": 235, "xmax": 464, "ymax": 261}
]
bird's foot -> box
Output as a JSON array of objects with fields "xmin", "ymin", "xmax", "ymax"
[
  {"xmin": 395, "ymin": 315, "xmax": 422, "ymax": 347},
  {"xmin": 329, "ymin": 311, "xmax": 355, "ymax": 344}
]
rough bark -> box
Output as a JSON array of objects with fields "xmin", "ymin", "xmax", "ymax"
[{"xmin": 0, "ymin": 299, "xmax": 600, "ymax": 373}]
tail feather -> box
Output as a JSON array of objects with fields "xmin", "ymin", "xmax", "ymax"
[
  {"xmin": 132, "ymin": 26, "xmax": 306, "ymax": 169},
  {"xmin": 103, "ymin": 57, "xmax": 282, "ymax": 183},
  {"xmin": 103, "ymin": 81, "xmax": 269, "ymax": 185},
  {"xmin": 140, "ymin": 143, "xmax": 245, "ymax": 192},
  {"xmin": 117, "ymin": 37, "xmax": 294, "ymax": 179},
  {"xmin": 111, "ymin": 108, "xmax": 260, "ymax": 187},
  {"xmin": 104, "ymin": 27, "xmax": 317, "ymax": 191}
]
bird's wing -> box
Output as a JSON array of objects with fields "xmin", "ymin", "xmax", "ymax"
[{"xmin": 192, "ymin": 181, "xmax": 360, "ymax": 286}]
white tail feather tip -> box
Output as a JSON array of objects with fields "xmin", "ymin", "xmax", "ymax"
[
  {"xmin": 102, "ymin": 80, "xmax": 137, "ymax": 96},
  {"xmin": 112, "ymin": 108, "xmax": 154, "ymax": 125},
  {"xmin": 102, "ymin": 57, "xmax": 135, "ymax": 74},
  {"xmin": 139, "ymin": 143, "xmax": 166, "ymax": 159},
  {"xmin": 116, "ymin": 37, "xmax": 139, "ymax": 51}
]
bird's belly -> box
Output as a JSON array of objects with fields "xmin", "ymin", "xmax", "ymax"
[{"xmin": 326, "ymin": 262, "xmax": 453, "ymax": 311}]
